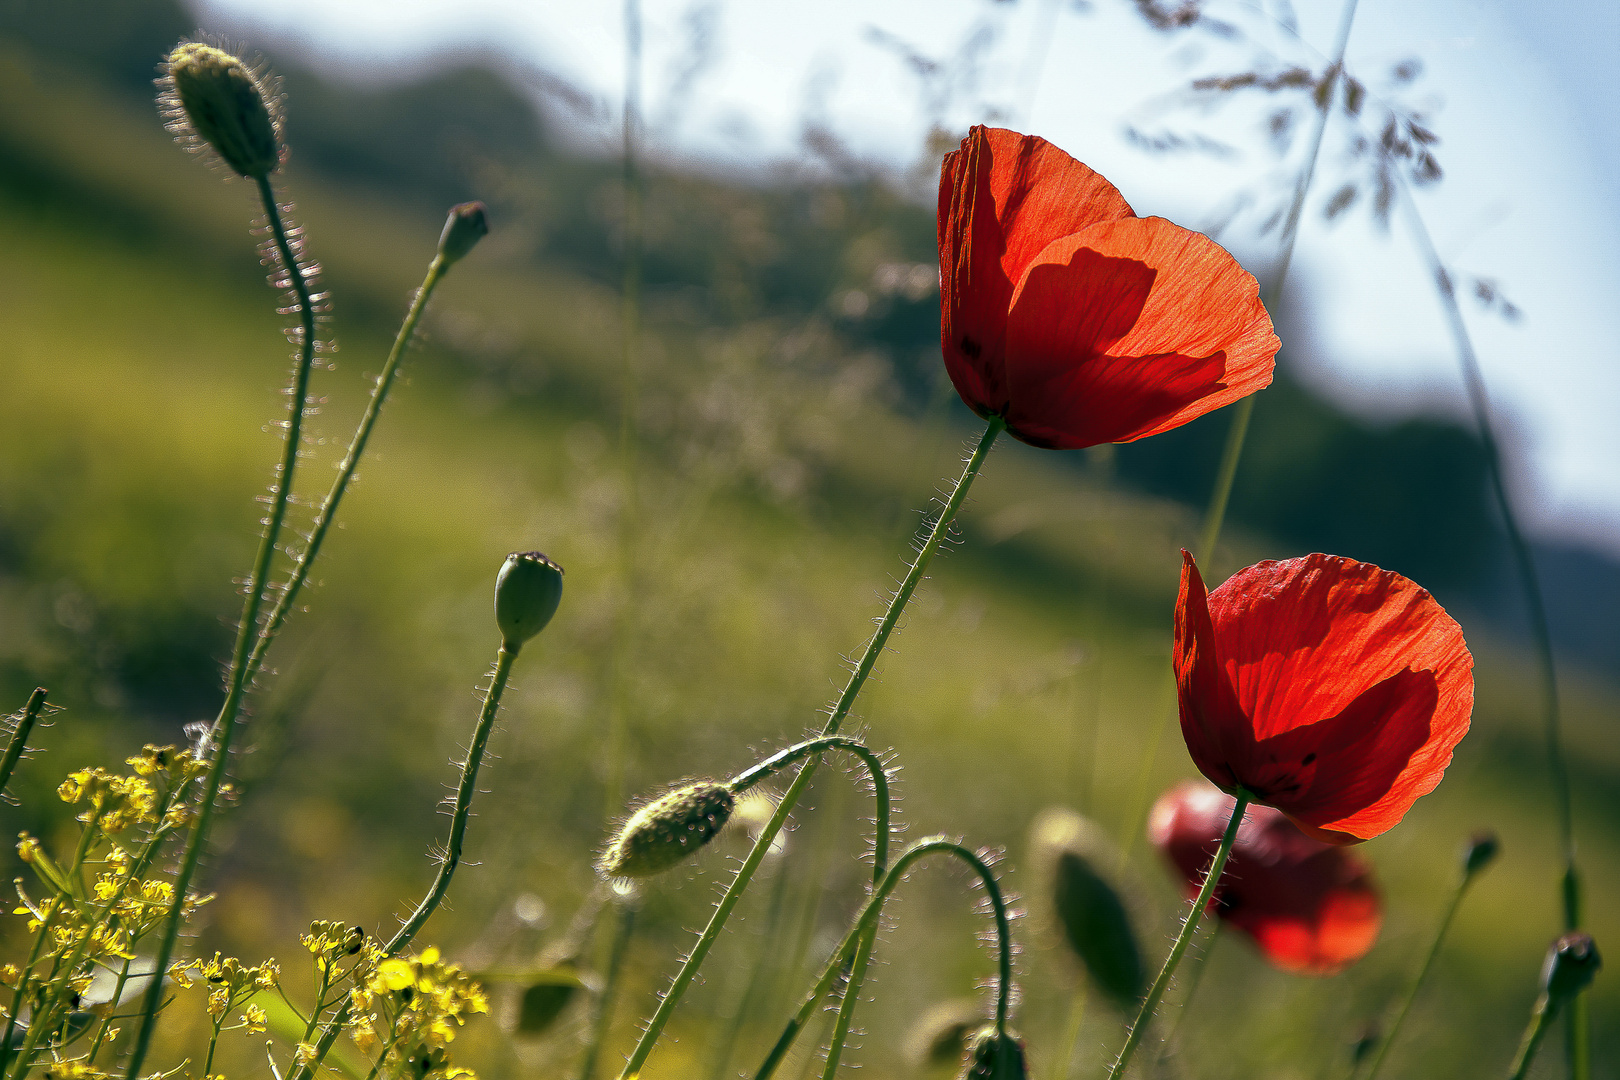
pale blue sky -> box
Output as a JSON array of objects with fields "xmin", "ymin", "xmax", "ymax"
[{"xmin": 197, "ymin": 0, "xmax": 1620, "ymax": 553}]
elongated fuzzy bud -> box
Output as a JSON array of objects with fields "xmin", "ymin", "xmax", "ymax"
[
  {"xmin": 905, "ymin": 1000, "xmax": 983, "ymax": 1067},
  {"xmin": 962, "ymin": 1026, "xmax": 1027, "ymax": 1080},
  {"xmin": 162, "ymin": 43, "xmax": 280, "ymax": 177},
  {"xmin": 1462, "ymin": 830, "xmax": 1499, "ymax": 876},
  {"xmin": 1031, "ymin": 808, "xmax": 1144, "ymax": 1008},
  {"xmin": 439, "ymin": 202, "xmax": 490, "ymax": 266},
  {"xmin": 495, "ymin": 552, "xmax": 564, "ymax": 647},
  {"xmin": 510, "ymin": 968, "xmax": 587, "ymax": 1038},
  {"xmin": 1543, "ymin": 932, "xmax": 1600, "ymax": 1004},
  {"xmin": 598, "ymin": 781, "xmax": 735, "ymax": 879}
]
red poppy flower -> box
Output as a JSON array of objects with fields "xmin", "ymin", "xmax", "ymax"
[
  {"xmin": 937, "ymin": 126, "xmax": 1279, "ymax": 449},
  {"xmin": 1149, "ymin": 780, "xmax": 1382, "ymax": 975},
  {"xmin": 1174, "ymin": 551, "xmax": 1473, "ymax": 843}
]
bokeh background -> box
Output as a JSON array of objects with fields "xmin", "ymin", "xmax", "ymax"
[{"xmin": 0, "ymin": 0, "xmax": 1615, "ymax": 1077}]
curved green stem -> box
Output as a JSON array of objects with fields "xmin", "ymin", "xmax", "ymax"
[
  {"xmin": 728, "ymin": 737, "xmax": 890, "ymax": 887},
  {"xmin": 1109, "ymin": 793, "xmax": 1249, "ymax": 1079},
  {"xmin": 0, "ymin": 689, "xmax": 46, "ymax": 797},
  {"xmin": 753, "ymin": 838, "xmax": 1013, "ymax": 1080},
  {"xmin": 1361, "ymin": 864, "xmax": 1479, "ymax": 1080},
  {"xmin": 241, "ymin": 254, "xmax": 451, "ymax": 693},
  {"xmin": 285, "ymin": 641, "xmax": 523, "ymax": 1080},
  {"xmin": 123, "ymin": 173, "xmax": 319, "ymax": 1080},
  {"xmin": 613, "ymin": 418, "xmax": 1003, "ymax": 1080}
]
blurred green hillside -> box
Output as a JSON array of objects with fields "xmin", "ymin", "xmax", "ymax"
[{"xmin": 0, "ymin": 5, "xmax": 1616, "ymax": 1079}]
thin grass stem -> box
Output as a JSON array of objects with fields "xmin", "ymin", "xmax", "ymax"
[
  {"xmin": 1108, "ymin": 793, "xmax": 1250, "ymax": 1079},
  {"xmin": 577, "ymin": 898, "xmax": 638, "ymax": 1080},
  {"xmin": 1507, "ymin": 993, "xmax": 1557, "ymax": 1080}
]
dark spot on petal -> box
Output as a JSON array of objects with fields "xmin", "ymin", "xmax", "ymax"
[
  {"xmin": 960, "ymin": 335, "xmax": 982, "ymax": 359},
  {"xmin": 1302, "ymin": 753, "xmax": 1317, "ymax": 765}
]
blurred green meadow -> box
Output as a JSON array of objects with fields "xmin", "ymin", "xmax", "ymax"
[{"xmin": 0, "ymin": 6, "xmax": 1616, "ymax": 1078}]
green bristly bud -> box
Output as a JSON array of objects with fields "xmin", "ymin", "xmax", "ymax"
[
  {"xmin": 962, "ymin": 1026, "xmax": 1027, "ymax": 1080},
  {"xmin": 1462, "ymin": 830, "xmax": 1500, "ymax": 876},
  {"xmin": 163, "ymin": 43, "xmax": 279, "ymax": 178},
  {"xmin": 438, "ymin": 202, "xmax": 490, "ymax": 266},
  {"xmin": 1543, "ymin": 932, "xmax": 1601, "ymax": 1004},
  {"xmin": 495, "ymin": 551, "xmax": 564, "ymax": 647},
  {"xmin": 1031, "ymin": 808, "xmax": 1145, "ymax": 1008},
  {"xmin": 598, "ymin": 781, "xmax": 735, "ymax": 879}
]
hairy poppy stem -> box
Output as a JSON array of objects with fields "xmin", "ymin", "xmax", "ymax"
[
  {"xmin": 1109, "ymin": 792, "xmax": 1249, "ymax": 1080},
  {"xmin": 1397, "ymin": 184, "xmax": 1586, "ymax": 1079},
  {"xmin": 124, "ymin": 174, "xmax": 318, "ymax": 1080},
  {"xmin": 0, "ymin": 688, "xmax": 47, "ymax": 797},
  {"xmin": 1360, "ymin": 854, "xmax": 1485, "ymax": 1080},
  {"xmin": 751, "ymin": 839, "xmax": 1013, "ymax": 1080},
  {"xmin": 614, "ymin": 418, "xmax": 1002, "ymax": 1080}
]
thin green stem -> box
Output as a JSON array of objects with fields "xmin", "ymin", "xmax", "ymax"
[
  {"xmin": 86, "ymin": 955, "xmax": 135, "ymax": 1064},
  {"xmin": 1396, "ymin": 187, "xmax": 1583, "ymax": 1078},
  {"xmin": 819, "ymin": 927, "xmax": 877, "ymax": 1080},
  {"xmin": 1507, "ymin": 994, "xmax": 1557, "ymax": 1080},
  {"xmin": 285, "ymin": 641, "xmax": 524, "ymax": 1080},
  {"xmin": 706, "ymin": 857, "xmax": 793, "ymax": 1080},
  {"xmin": 1053, "ymin": 987, "xmax": 1087, "ymax": 1080},
  {"xmin": 1153, "ymin": 922, "xmax": 1220, "ymax": 1073},
  {"xmin": 1360, "ymin": 866, "xmax": 1477, "ymax": 1080},
  {"xmin": 0, "ymin": 689, "xmax": 46, "ymax": 797},
  {"xmin": 614, "ymin": 417, "xmax": 1003, "ymax": 1080},
  {"xmin": 576, "ymin": 899, "xmax": 638, "ymax": 1080},
  {"xmin": 241, "ymin": 255, "xmax": 450, "ymax": 693},
  {"xmin": 1109, "ymin": 793, "xmax": 1249, "ymax": 1080},
  {"xmin": 752, "ymin": 839, "xmax": 1013, "ymax": 1080},
  {"xmin": 123, "ymin": 174, "xmax": 319, "ymax": 1080}
]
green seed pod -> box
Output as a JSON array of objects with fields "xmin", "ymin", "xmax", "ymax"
[
  {"xmin": 1543, "ymin": 932, "xmax": 1601, "ymax": 1004},
  {"xmin": 495, "ymin": 551, "xmax": 564, "ymax": 647},
  {"xmin": 1030, "ymin": 808, "xmax": 1145, "ymax": 1008},
  {"xmin": 598, "ymin": 781, "xmax": 735, "ymax": 879},
  {"xmin": 438, "ymin": 202, "xmax": 490, "ymax": 266},
  {"xmin": 161, "ymin": 43, "xmax": 280, "ymax": 178},
  {"xmin": 1462, "ymin": 830, "xmax": 1500, "ymax": 876},
  {"xmin": 961, "ymin": 1026, "xmax": 1027, "ymax": 1080},
  {"xmin": 905, "ymin": 999, "xmax": 984, "ymax": 1067}
]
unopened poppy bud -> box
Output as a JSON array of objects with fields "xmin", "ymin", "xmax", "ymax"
[
  {"xmin": 1031, "ymin": 808, "xmax": 1144, "ymax": 1007},
  {"xmin": 495, "ymin": 552, "xmax": 563, "ymax": 647},
  {"xmin": 1462, "ymin": 830, "xmax": 1499, "ymax": 876},
  {"xmin": 438, "ymin": 202, "xmax": 489, "ymax": 266},
  {"xmin": 163, "ymin": 43, "xmax": 280, "ymax": 178},
  {"xmin": 598, "ymin": 781, "xmax": 735, "ymax": 879},
  {"xmin": 962, "ymin": 1026, "xmax": 1027, "ymax": 1080},
  {"xmin": 1543, "ymin": 932, "xmax": 1601, "ymax": 1004}
]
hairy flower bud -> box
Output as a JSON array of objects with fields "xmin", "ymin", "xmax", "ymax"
[
  {"xmin": 962, "ymin": 1026, "xmax": 1027, "ymax": 1080},
  {"xmin": 1462, "ymin": 830, "xmax": 1499, "ymax": 876},
  {"xmin": 1543, "ymin": 932, "xmax": 1601, "ymax": 1004},
  {"xmin": 162, "ymin": 43, "xmax": 280, "ymax": 178},
  {"xmin": 1031, "ymin": 808, "xmax": 1144, "ymax": 1007},
  {"xmin": 438, "ymin": 202, "xmax": 490, "ymax": 266},
  {"xmin": 598, "ymin": 781, "xmax": 735, "ymax": 879},
  {"xmin": 495, "ymin": 552, "xmax": 564, "ymax": 647}
]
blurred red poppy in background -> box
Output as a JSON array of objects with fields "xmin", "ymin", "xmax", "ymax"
[
  {"xmin": 1149, "ymin": 780, "xmax": 1382, "ymax": 975},
  {"xmin": 1174, "ymin": 551, "xmax": 1473, "ymax": 843},
  {"xmin": 937, "ymin": 125, "xmax": 1279, "ymax": 449}
]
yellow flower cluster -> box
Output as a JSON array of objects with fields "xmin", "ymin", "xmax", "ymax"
[
  {"xmin": 56, "ymin": 769, "xmax": 158, "ymax": 835},
  {"xmin": 349, "ymin": 948, "xmax": 488, "ymax": 1080}
]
